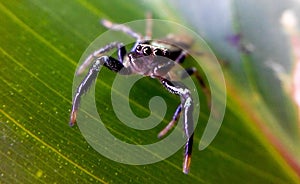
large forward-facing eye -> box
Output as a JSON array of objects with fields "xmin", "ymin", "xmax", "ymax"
[
  {"xmin": 143, "ymin": 46, "xmax": 152, "ymax": 55},
  {"xmin": 153, "ymin": 48, "xmax": 164, "ymax": 56}
]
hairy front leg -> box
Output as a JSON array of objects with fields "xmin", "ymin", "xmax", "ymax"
[
  {"xmin": 70, "ymin": 56, "xmax": 131, "ymax": 126},
  {"xmin": 159, "ymin": 78, "xmax": 194, "ymax": 174}
]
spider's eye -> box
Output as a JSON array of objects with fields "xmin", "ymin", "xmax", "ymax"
[
  {"xmin": 136, "ymin": 45, "xmax": 142, "ymax": 52},
  {"xmin": 143, "ymin": 46, "xmax": 152, "ymax": 55},
  {"xmin": 164, "ymin": 50, "xmax": 170, "ymax": 57},
  {"xmin": 153, "ymin": 48, "xmax": 164, "ymax": 56}
]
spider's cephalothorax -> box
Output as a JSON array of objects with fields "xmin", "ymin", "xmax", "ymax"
[
  {"xmin": 69, "ymin": 18, "xmax": 211, "ymax": 174},
  {"xmin": 125, "ymin": 43, "xmax": 173, "ymax": 77}
]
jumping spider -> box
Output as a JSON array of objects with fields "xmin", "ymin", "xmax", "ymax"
[{"xmin": 69, "ymin": 18, "xmax": 211, "ymax": 174}]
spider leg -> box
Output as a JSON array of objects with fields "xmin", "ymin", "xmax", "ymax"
[
  {"xmin": 77, "ymin": 42, "xmax": 126, "ymax": 75},
  {"xmin": 70, "ymin": 56, "xmax": 131, "ymax": 126},
  {"xmin": 182, "ymin": 67, "xmax": 211, "ymax": 108},
  {"xmin": 145, "ymin": 12, "xmax": 152, "ymax": 40},
  {"xmin": 174, "ymin": 50, "xmax": 188, "ymax": 63},
  {"xmin": 159, "ymin": 78, "xmax": 194, "ymax": 174},
  {"xmin": 158, "ymin": 66, "xmax": 211, "ymax": 137},
  {"xmin": 158, "ymin": 104, "xmax": 181, "ymax": 138},
  {"xmin": 101, "ymin": 19, "xmax": 143, "ymax": 42}
]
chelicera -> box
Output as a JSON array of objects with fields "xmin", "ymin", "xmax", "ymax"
[{"xmin": 69, "ymin": 17, "xmax": 211, "ymax": 174}]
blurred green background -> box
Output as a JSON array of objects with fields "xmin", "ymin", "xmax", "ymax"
[{"xmin": 1, "ymin": 0, "xmax": 300, "ymax": 183}]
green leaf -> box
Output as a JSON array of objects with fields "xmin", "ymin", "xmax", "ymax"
[{"xmin": 0, "ymin": 0, "xmax": 299, "ymax": 183}]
